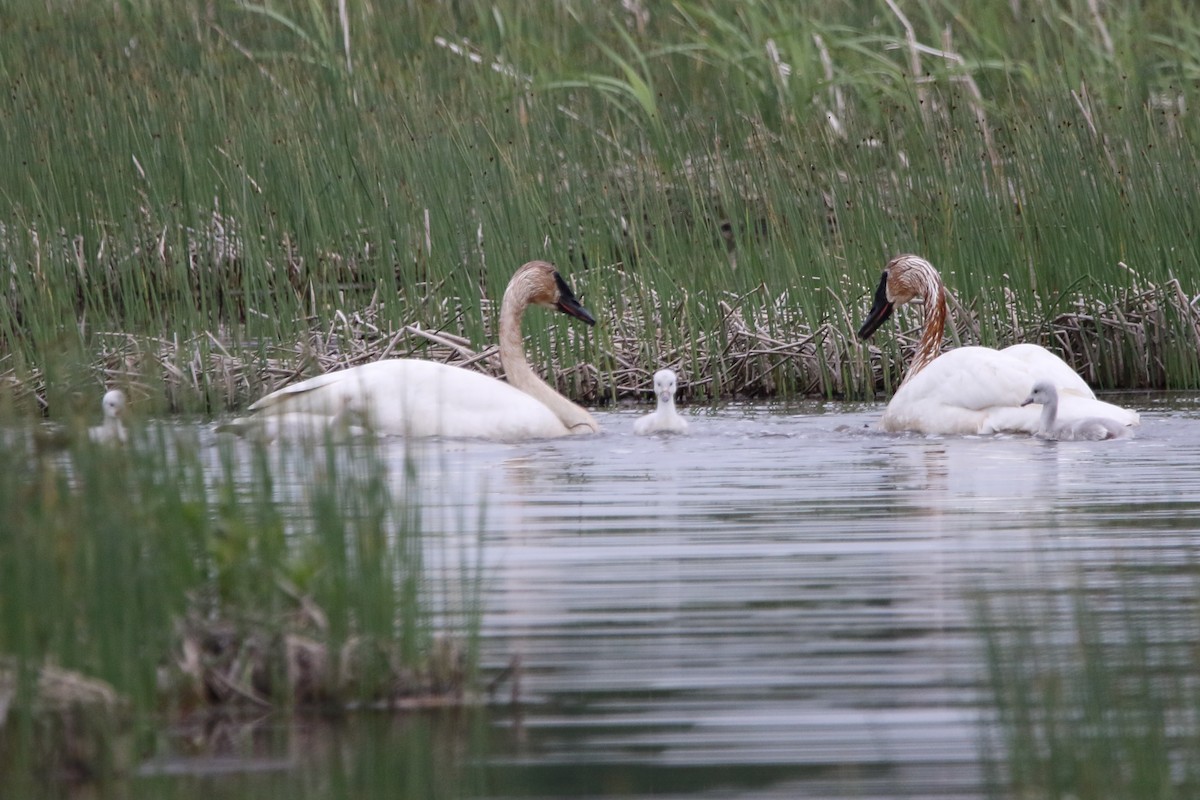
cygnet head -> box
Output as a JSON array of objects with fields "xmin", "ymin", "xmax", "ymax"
[
  {"xmin": 653, "ymin": 369, "xmax": 678, "ymax": 406},
  {"xmin": 101, "ymin": 389, "xmax": 127, "ymax": 419},
  {"xmin": 1020, "ymin": 381, "xmax": 1056, "ymax": 407}
]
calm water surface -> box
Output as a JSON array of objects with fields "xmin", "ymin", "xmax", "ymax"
[{"xmin": 149, "ymin": 394, "xmax": 1200, "ymax": 799}]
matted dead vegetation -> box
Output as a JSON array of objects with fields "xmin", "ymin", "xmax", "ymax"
[
  {"xmin": 165, "ymin": 607, "xmax": 485, "ymax": 714},
  {"xmin": 0, "ymin": 656, "xmax": 129, "ymax": 781},
  {"xmin": 2, "ymin": 266, "xmax": 1195, "ymax": 414}
]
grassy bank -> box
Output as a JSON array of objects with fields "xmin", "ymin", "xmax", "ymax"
[
  {"xmin": 0, "ymin": 428, "xmax": 485, "ymax": 780},
  {"xmin": 1, "ymin": 0, "xmax": 1198, "ymax": 413}
]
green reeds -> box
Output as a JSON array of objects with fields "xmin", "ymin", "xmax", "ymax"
[
  {"xmin": 0, "ymin": 426, "xmax": 483, "ymax": 779},
  {"xmin": 1, "ymin": 0, "xmax": 1198, "ymax": 406}
]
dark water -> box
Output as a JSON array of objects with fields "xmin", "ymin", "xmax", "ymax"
[{"xmin": 127, "ymin": 395, "xmax": 1200, "ymax": 797}]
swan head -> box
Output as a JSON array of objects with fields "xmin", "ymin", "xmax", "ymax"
[
  {"xmin": 101, "ymin": 389, "xmax": 127, "ymax": 420},
  {"xmin": 857, "ymin": 254, "xmax": 940, "ymax": 339},
  {"xmin": 652, "ymin": 369, "xmax": 678, "ymax": 405},
  {"xmin": 1021, "ymin": 380, "xmax": 1056, "ymax": 407},
  {"xmin": 512, "ymin": 260, "xmax": 596, "ymax": 326}
]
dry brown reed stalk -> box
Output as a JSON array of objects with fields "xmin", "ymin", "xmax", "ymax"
[
  {"xmin": 1049, "ymin": 274, "xmax": 1200, "ymax": 387},
  {"xmin": 166, "ymin": 606, "xmax": 474, "ymax": 712},
  {"xmin": 592, "ymin": 271, "xmax": 847, "ymax": 401},
  {"xmin": 5, "ymin": 265, "xmax": 1195, "ymax": 412}
]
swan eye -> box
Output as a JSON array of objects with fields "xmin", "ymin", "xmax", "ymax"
[{"xmin": 553, "ymin": 272, "xmax": 596, "ymax": 326}]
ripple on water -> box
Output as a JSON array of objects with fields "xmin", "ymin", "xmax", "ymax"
[{"xmin": 367, "ymin": 398, "xmax": 1199, "ymax": 797}]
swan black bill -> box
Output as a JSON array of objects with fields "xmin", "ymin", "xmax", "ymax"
[
  {"xmin": 553, "ymin": 272, "xmax": 596, "ymax": 327},
  {"xmin": 857, "ymin": 271, "xmax": 895, "ymax": 340}
]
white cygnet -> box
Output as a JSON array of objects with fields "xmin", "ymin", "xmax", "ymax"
[
  {"xmin": 633, "ymin": 369, "xmax": 688, "ymax": 435},
  {"xmin": 89, "ymin": 389, "xmax": 128, "ymax": 444},
  {"xmin": 1021, "ymin": 381, "xmax": 1131, "ymax": 441}
]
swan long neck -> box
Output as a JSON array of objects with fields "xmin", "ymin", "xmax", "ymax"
[
  {"xmin": 903, "ymin": 266, "xmax": 948, "ymax": 385},
  {"xmin": 499, "ymin": 277, "xmax": 599, "ymax": 433}
]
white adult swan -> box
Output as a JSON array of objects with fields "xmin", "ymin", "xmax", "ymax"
[
  {"xmin": 229, "ymin": 261, "xmax": 600, "ymax": 441},
  {"xmin": 633, "ymin": 369, "xmax": 688, "ymax": 435},
  {"xmin": 857, "ymin": 254, "xmax": 1139, "ymax": 435},
  {"xmin": 89, "ymin": 389, "xmax": 128, "ymax": 444},
  {"xmin": 1021, "ymin": 381, "xmax": 1131, "ymax": 441}
]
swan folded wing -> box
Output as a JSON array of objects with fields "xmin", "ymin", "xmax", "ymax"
[
  {"xmin": 999, "ymin": 344, "xmax": 1095, "ymax": 399},
  {"xmin": 403, "ymin": 375, "xmax": 570, "ymax": 440},
  {"xmin": 883, "ymin": 347, "xmax": 1035, "ymax": 433},
  {"xmin": 248, "ymin": 359, "xmax": 570, "ymax": 440},
  {"xmin": 249, "ymin": 371, "xmax": 353, "ymax": 413}
]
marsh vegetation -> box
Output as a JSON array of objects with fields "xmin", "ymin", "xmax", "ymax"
[
  {"xmin": 0, "ymin": 430, "xmax": 485, "ymax": 784},
  {"xmin": 1, "ymin": 0, "xmax": 1198, "ymax": 416},
  {"xmin": 3, "ymin": 1, "xmax": 1200, "ymax": 797}
]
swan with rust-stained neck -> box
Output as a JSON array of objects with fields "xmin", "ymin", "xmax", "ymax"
[{"xmin": 857, "ymin": 254, "xmax": 1139, "ymax": 435}]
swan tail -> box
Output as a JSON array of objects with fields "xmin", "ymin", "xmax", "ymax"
[{"xmin": 249, "ymin": 371, "xmax": 350, "ymax": 412}]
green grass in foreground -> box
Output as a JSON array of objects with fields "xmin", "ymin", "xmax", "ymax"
[
  {"xmin": 1, "ymin": 0, "xmax": 1198, "ymax": 410},
  {"xmin": 0, "ymin": 426, "xmax": 483, "ymax": 778}
]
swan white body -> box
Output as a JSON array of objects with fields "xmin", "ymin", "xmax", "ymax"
[
  {"xmin": 878, "ymin": 345, "xmax": 1139, "ymax": 435},
  {"xmin": 1021, "ymin": 381, "xmax": 1131, "ymax": 441},
  {"xmin": 242, "ymin": 360, "xmax": 574, "ymax": 440},
  {"xmin": 858, "ymin": 255, "xmax": 1139, "ymax": 435},
  {"xmin": 231, "ymin": 261, "xmax": 599, "ymax": 442},
  {"xmin": 89, "ymin": 389, "xmax": 128, "ymax": 444},
  {"xmin": 633, "ymin": 369, "xmax": 688, "ymax": 435}
]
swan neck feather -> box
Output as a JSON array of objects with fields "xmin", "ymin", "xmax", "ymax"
[
  {"xmin": 499, "ymin": 273, "xmax": 599, "ymax": 433},
  {"xmin": 1039, "ymin": 393, "xmax": 1058, "ymax": 433},
  {"xmin": 902, "ymin": 268, "xmax": 947, "ymax": 385}
]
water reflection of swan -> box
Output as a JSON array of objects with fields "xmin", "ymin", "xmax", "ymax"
[
  {"xmin": 1022, "ymin": 381, "xmax": 1132, "ymax": 441},
  {"xmin": 228, "ymin": 261, "xmax": 600, "ymax": 441},
  {"xmin": 857, "ymin": 254, "xmax": 1139, "ymax": 435},
  {"xmin": 217, "ymin": 407, "xmax": 366, "ymax": 443},
  {"xmin": 89, "ymin": 389, "xmax": 128, "ymax": 444},
  {"xmin": 634, "ymin": 369, "xmax": 689, "ymax": 435}
]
